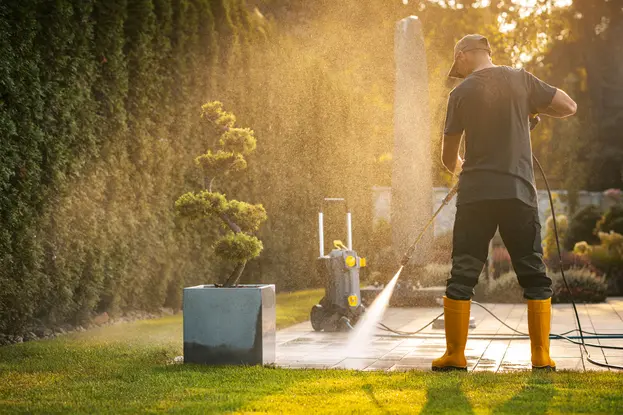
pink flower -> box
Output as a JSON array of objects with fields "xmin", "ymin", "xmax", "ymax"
[{"xmin": 604, "ymin": 188, "xmax": 622, "ymax": 199}]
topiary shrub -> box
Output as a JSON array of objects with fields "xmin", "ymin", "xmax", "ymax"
[
  {"xmin": 564, "ymin": 205, "xmax": 602, "ymax": 251},
  {"xmin": 550, "ymin": 268, "xmax": 607, "ymax": 304},
  {"xmin": 175, "ymin": 102, "xmax": 267, "ymax": 287}
]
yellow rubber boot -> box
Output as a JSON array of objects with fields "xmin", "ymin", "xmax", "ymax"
[
  {"xmin": 527, "ymin": 298, "xmax": 556, "ymax": 370},
  {"xmin": 432, "ymin": 296, "xmax": 470, "ymax": 371}
]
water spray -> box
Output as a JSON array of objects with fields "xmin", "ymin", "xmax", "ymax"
[{"xmin": 345, "ymin": 182, "xmax": 459, "ymax": 354}]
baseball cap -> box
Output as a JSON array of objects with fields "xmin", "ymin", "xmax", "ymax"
[{"xmin": 448, "ymin": 34, "xmax": 492, "ymax": 78}]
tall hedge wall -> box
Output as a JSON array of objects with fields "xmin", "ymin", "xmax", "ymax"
[{"xmin": 0, "ymin": 0, "xmax": 256, "ymax": 334}]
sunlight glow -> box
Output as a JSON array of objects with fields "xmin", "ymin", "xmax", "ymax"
[
  {"xmin": 498, "ymin": 12, "xmax": 517, "ymax": 33},
  {"xmin": 497, "ymin": 0, "xmax": 573, "ymax": 37},
  {"xmin": 472, "ymin": 0, "xmax": 491, "ymax": 7},
  {"xmin": 448, "ymin": 0, "xmax": 573, "ymax": 13},
  {"xmin": 554, "ymin": 0, "xmax": 572, "ymax": 7}
]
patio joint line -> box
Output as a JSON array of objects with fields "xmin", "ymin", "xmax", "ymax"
[
  {"xmin": 471, "ymin": 302, "xmax": 502, "ymax": 372},
  {"xmin": 584, "ymin": 303, "xmax": 609, "ymax": 370},
  {"xmin": 495, "ymin": 304, "xmax": 523, "ymax": 373}
]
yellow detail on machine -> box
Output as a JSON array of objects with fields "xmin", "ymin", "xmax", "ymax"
[
  {"xmin": 345, "ymin": 255, "xmax": 356, "ymax": 267},
  {"xmin": 348, "ymin": 295, "xmax": 359, "ymax": 307},
  {"xmin": 360, "ymin": 257, "xmax": 366, "ymax": 267}
]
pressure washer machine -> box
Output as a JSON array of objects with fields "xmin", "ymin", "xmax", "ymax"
[{"xmin": 310, "ymin": 198, "xmax": 366, "ymax": 332}]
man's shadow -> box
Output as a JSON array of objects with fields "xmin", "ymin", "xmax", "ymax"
[
  {"xmin": 492, "ymin": 373, "xmax": 556, "ymax": 415},
  {"xmin": 362, "ymin": 383, "xmax": 390, "ymax": 414},
  {"xmin": 420, "ymin": 373, "xmax": 474, "ymax": 415},
  {"xmin": 419, "ymin": 372, "xmax": 556, "ymax": 415}
]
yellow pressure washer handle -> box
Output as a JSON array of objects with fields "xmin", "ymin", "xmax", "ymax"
[{"xmin": 333, "ymin": 240, "xmax": 348, "ymax": 250}]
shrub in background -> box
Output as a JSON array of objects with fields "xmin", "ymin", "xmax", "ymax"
[
  {"xmin": 603, "ymin": 189, "xmax": 622, "ymax": 205},
  {"xmin": 551, "ymin": 268, "xmax": 607, "ymax": 303},
  {"xmin": 574, "ymin": 231, "xmax": 623, "ymax": 295},
  {"xmin": 476, "ymin": 268, "xmax": 607, "ymax": 304},
  {"xmin": 363, "ymin": 219, "xmax": 397, "ymax": 285},
  {"xmin": 491, "ymin": 246, "xmax": 512, "ymax": 279},
  {"xmin": 410, "ymin": 263, "xmax": 452, "ymax": 288},
  {"xmin": 364, "ymin": 228, "xmax": 454, "ymax": 287},
  {"xmin": 543, "ymin": 214, "xmax": 568, "ymax": 261},
  {"xmin": 564, "ymin": 205, "xmax": 602, "ymax": 251},
  {"xmin": 544, "ymin": 250, "xmax": 593, "ymax": 273},
  {"xmin": 596, "ymin": 205, "xmax": 623, "ymax": 236},
  {"xmin": 430, "ymin": 232, "xmax": 453, "ymax": 264},
  {"xmin": 478, "ymin": 272, "xmax": 525, "ymax": 304}
]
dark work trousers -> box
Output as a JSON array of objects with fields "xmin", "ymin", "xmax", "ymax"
[{"xmin": 446, "ymin": 198, "xmax": 552, "ymax": 301}]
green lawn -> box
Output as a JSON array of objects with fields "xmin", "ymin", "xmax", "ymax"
[{"xmin": 1, "ymin": 289, "xmax": 622, "ymax": 414}]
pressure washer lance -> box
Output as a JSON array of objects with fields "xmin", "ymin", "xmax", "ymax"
[{"xmin": 400, "ymin": 183, "xmax": 458, "ymax": 267}]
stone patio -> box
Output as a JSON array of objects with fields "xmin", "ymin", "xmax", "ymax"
[{"xmin": 275, "ymin": 298, "xmax": 623, "ymax": 372}]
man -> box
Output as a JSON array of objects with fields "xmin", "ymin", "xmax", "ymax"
[{"xmin": 433, "ymin": 34, "xmax": 577, "ymax": 371}]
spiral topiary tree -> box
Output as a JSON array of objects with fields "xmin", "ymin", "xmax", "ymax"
[{"xmin": 175, "ymin": 102, "xmax": 267, "ymax": 287}]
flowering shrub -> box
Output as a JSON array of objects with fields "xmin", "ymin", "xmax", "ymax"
[
  {"xmin": 551, "ymin": 268, "xmax": 607, "ymax": 304},
  {"xmin": 476, "ymin": 268, "xmax": 607, "ymax": 304},
  {"xmin": 574, "ymin": 231, "xmax": 623, "ymax": 295}
]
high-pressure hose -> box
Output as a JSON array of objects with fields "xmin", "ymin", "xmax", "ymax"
[{"xmin": 533, "ymin": 156, "xmax": 623, "ymax": 370}]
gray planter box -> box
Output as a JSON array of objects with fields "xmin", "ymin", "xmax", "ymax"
[{"xmin": 183, "ymin": 284, "xmax": 276, "ymax": 365}]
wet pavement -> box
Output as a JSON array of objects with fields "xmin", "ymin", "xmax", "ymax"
[{"xmin": 275, "ymin": 298, "xmax": 623, "ymax": 372}]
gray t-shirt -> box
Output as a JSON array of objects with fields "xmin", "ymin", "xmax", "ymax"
[{"xmin": 444, "ymin": 66, "xmax": 556, "ymax": 207}]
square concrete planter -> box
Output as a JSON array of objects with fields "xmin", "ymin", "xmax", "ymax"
[{"xmin": 183, "ymin": 284, "xmax": 276, "ymax": 365}]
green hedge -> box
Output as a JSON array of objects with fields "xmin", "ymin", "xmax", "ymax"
[{"xmin": 0, "ymin": 0, "xmax": 255, "ymax": 334}]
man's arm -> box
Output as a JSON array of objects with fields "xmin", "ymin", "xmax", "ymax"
[
  {"xmin": 536, "ymin": 89, "xmax": 577, "ymax": 118},
  {"xmin": 526, "ymin": 70, "xmax": 577, "ymax": 118},
  {"xmin": 442, "ymin": 90, "xmax": 463, "ymax": 174},
  {"xmin": 442, "ymin": 133, "xmax": 463, "ymax": 175}
]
